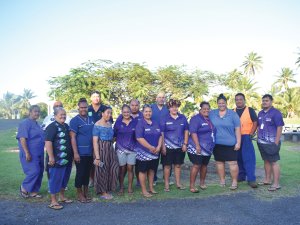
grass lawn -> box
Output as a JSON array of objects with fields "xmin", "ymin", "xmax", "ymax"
[{"xmin": 0, "ymin": 128, "xmax": 299, "ymax": 203}]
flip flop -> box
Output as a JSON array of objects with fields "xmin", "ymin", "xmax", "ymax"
[
  {"xmin": 100, "ymin": 195, "xmax": 113, "ymax": 200},
  {"xmin": 219, "ymin": 183, "xmax": 226, "ymax": 187},
  {"xmin": 141, "ymin": 193, "xmax": 152, "ymax": 198},
  {"xmin": 190, "ymin": 188, "xmax": 199, "ymax": 193},
  {"xmin": 128, "ymin": 190, "xmax": 134, "ymax": 195},
  {"xmin": 177, "ymin": 186, "xmax": 186, "ymax": 190},
  {"xmin": 77, "ymin": 198, "xmax": 87, "ymax": 203},
  {"xmin": 59, "ymin": 199, "xmax": 73, "ymax": 203},
  {"xmin": 164, "ymin": 188, "xmax": 170, "ymax": 192},
  {"xmin": 268, "ymin": 186, "xmax": 281, "ymax": 191},
  {"xmin": 30, "ymin": 194, "xmax": 42, "ymax": 198},
  {"xmin": 48, "ymin": 203, "xmax": 63, "ymax": 210},
  {"xmin": 229, "ymin": 185, "xmax": 238, "ymax": 190},
  {"xmin": 149, "ymin": 190, "xmax": 158, "ymax": 194},
  {"xmin": 200, "ymin": 185, "xmax": 207, "ymax": 190},
  {"xmin": 19, "ymin": 186, "xmax": 29, "ymax": 198},
  {"xmin": 258, "ymin": 182, "xmax": 272, "ymax": 185}
]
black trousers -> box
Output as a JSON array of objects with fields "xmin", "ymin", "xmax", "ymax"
[{"xmin": 75, "ymin": 156, "xmax": 93, "ymax": 188}]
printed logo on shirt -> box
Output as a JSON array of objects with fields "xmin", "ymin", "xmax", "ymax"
[
  {"xmin": 266, "ymin": 118, "xmax": 272, "ymax": 122},
  {"xmin": 180, "ymin": 123, "xmax": 184, "ymax": 126},
  {"xmin": 132, "ymin": 128, "xmax": 135, "ymax": 131},
  {"xmin": 156, "ymin": 129, "xmax": 161, "ymax": 132},
  {"xmin": 145, "ymin": 128, "xmax": 151, "ymax": 131},
  {"xmin": 166, "ymin": 122, "xmax": 173, "ymax": 125},
  {"xmin": 202, "ymin": 123, "xmax": 208, "ymax": 126}
]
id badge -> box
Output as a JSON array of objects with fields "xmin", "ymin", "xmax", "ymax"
[{"xmin": 260, "ymin": 123, "xmax": 264, "ymax": 129}]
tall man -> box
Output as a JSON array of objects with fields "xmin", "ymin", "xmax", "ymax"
[
  {"xmin": 116, "ymin": 99, "xmax": 143, "ymax": 122},
  {"xmin": 88, "ymin": 91, "xmax": 113, "ymax": 123},
  {"xmin": 151, "ymin": 92, "xmax": 169, "ymax": 183},
  {"xmin": 257, "ymin": 94, "xmax": 284, "ymax": 191},
  {"xmin": 234, "ymin": 93, "xmax": 258, "ymax": 188}
]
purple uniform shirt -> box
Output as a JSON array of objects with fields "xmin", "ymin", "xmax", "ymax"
[
  {"xmin": 160, "ymin": 113, "xmax": 188, "ymax": 149},
  {"xmin": 257, "ymin": 107, "xmax": 284, "ymax": 143},
  {"xmin": 113, "ymin": 117, "xmax": 138, "ymax": 153},
  {"xmin": 16, "ymin": 118, "xmax": 45, "ymax": 157},
  {"xmin": 188, "ymin": 114, "xmax": 216, "ymax": 156},
  {"xmin": 135, "ymin": 119, "xmax": 162, "ymax": 161}
]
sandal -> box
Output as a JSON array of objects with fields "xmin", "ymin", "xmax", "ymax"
[
  {"xmin": 177, "ymin": 185, "xmax": 186, "ymax": 190},
  {"xmin": 190, "ymin": 188, "xmax": 199, "ymax": 193},
  {"xmin": 258, "ymin": 181, "xmax": 272, "ymax": 185},
  {"xmin": 229, "ymin": 185, "xmax": 238, "ymax": 190},
  {"xmin": 59, "ymin": 198, "xmax": 73, "ymax": 203},
  {"xmin": 200, "ymin": 185, "xmax": 207, "ymax": 190},
  {"xmin": 219, "ymin": 183, "xmax": 226, "ymax": 187},
  {"xmin": 48, "ymin": 203, "xmax": 63, "ymax": 210},
  {"xmin": 19, "ymin": 186, "xmax": 29, "ymax": 198},
  {"xmin": 268, "ymin": 186, "xmax": 281, "ymax": 191},
  {"xmin": 30, "ymin": 193, "xmax": 42, "ymax": 198},
  {"xmin": 100, "ymin": 194, "xmax": 113, "ymax": 200},
  {"xmin": 164, "ymin": 188, "xmax": 170, "ymax": 192},
  {"xmin": 77, "ymin": 198, "xmax": 87, "ymax": 203},
  {"xmin": 142, "ymin": 192, "xmax": 152, "ymax": 198},
  {"xmin": 149, "ymin": 190, "xmax": 158, "ymax": 194}
]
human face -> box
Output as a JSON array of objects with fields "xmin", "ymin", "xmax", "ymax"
[
  {"xmin": 143, "ymin": 107, "xmax": 152, "ymax": 120},
  {"xmin": 169, "ymin": 106, "xmax": 178, "ymax": 116},
  {"xmin": 156, "ymin": 93, "xmax": 165, "ymax": 106},
  {"xmin": 91, "ymin": 93, "xmax": 100, "ymax": 105},
  {"xmin": 217, "ymin": 99, "xmax": 227, "ymax": 111},
  {"xmin": 78, "ymin": 102, "xmax": 88, "ymax": 117},
  {"xmin": 29, "ymin": 108, "xmax": 40, "ymax": 120},
  {"xmin": 200, "ymin": 104, "xmax": 210, "ymax": 118},
  {"xmin": 235, "ymin": 95, "xmax": 245, "ymax": 108},
  {"xmin": 102, "ymin": 109, "xmax": 112, "ymax": 122},
  {"xmin": 262, "ymin": 97, "xmax": 272, "ymax": 110},
  {"xmin": 55, "ymin": 110, "xmax": 66, "ymax": 124},
  {"xmin": 122, "ymin": 107, "xmax": 131, "ymax": 120},
  {"xmin": 130, "ymin": 100, "xmax": 140, "ymax": 114}
]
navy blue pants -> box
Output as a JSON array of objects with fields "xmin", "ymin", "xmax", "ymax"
[{"xmin": 237, "ymin": 135, "xmax": 256, "ymax": 182}]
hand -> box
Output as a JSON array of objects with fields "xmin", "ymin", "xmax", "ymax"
[
  {"xmin": 155, "ymin": 146, "xmax": 161, "ymax": 154},
  {"xmin": 182, "ymin": 144, "xmax": 187, "ymax": 152},
  {"xmin": 274, "ymin": 140, "xmax": 280, "ymax": 146},
  {"xmin": 94, "ymin": 159, "xmax": 101, "ymax": 166},
  {"xmin": 48, "ymin": 156, "xmax": 55, "ymax": 166},
  {"xmin": 25, "ymin": 152, "xmax": 31, "ymax": 162},
  {"xmin": 196, "ymin": 146, "xmax": 201, "ymax": 155},
  {"xmin": 161, "ymin": 146, "xmax": 166, "ymax": 155},
  {"xmin": 149, "ymin": 146, "xmax": 156, "ymax": 153},
  {"xmin": 74, "ymin": 153, "xmax": 80, "ymax": 163},
  {"xmin": 234, "ymin": 143, "xmax": 241, "ymax": 151}
]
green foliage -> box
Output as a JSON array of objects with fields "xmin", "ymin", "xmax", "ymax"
[
  {"xmin": 274, "ymin": 67, "xmax": 296, "ymax": 91},
  {"xmin": 36, "ymin": 102, "xmax": 48, "ymax": 119},
  {"xmin": 241, "ymin": 52, "xmax": 263, "ymax": 76}
]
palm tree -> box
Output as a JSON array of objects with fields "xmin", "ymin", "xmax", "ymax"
[
  {"xmin": 16, "ymin": 89, "xmax": 36, "ymax": 117},
  {"xmin": 280, "ymin": 87, "xmax": 300, "ymax": 118},
  {"xmin": 296, "ymin": 48, "xmax": 300, "ymax": 68},
  {"xmin": 241, "ymin": 52, "xmax": 263, "ymax": 76},
  {"xmin": 0, "ymin": 92, "xmax": 18, "ymax": 119},
  {"xmin": 275, "ymin": 67, "xmax": 296, "ymax": 91}
]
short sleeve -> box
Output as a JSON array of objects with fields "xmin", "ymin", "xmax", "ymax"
[
  {"xmin": 232, "ymin": 112, "xmax": 241, "ymax": 128},
  {"xmin": 159, "ymin": 117, "xmax": 166, "ymax": 132},
  {"xmin": 45, "ymin": 123, "xmax": 57, "ymax": 142},
  {"xmin": 274, "ymin": 111, "xmax": 285, "ymax": 127},
  {"xmin": 189, "ymin": 116, "xmax": 199, "ymax": 134},
  {"xmin": 135, "ymin": 121, "xmax": 144, "ymax": 138},
  {"xmin": 69, "ymin": 117, "xmax": 79, "ymax": 134},
  {"xmin": 16, "ymin": 120, "xmax": 29, "ymax": 139},
  {"xmin": 92, "ymin": 126, "xmax": 100, "ymax": 137},
  {"xmin": 249, "ymin": 108, "xmax": 258, "ymax": 122},
  {"xmin": 183, "ymin": 115, "xmax": 189, "ymax": 130}
]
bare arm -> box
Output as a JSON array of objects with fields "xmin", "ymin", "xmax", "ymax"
[
  {"xmin": 182, "ymin": 130, "xmax": 189, "ymax": 152},
  {"xmin": 275, "ymin": 126, "xmax": 283, "ymax": 145},
  {"xmin": 191, "ymin": 133, "xmax": 201, "ymax": 154},
  {"xmin": 20, "ymin": 138, "xmax": 31, "ymax": 161},
  {"xmin": 93, "ymin": 136, "xmax": 101, "ymax": 166},
  {"xmin": 155, "ymin": 136, "xmax": 163, "ymax": 154},
  {"xmin": 250, "ymin": 121, "xmax": 258, "ymax": 135},
  {"xmin": 161, "ymin": 133, "xmax": 166, "ymax": 155},
  {"xmin": 45, "ymin": 141, "xmax": 55, "ymax": 166},
  {"xmin": 70, "ymin": 131, "xmax": 80, "ymax": 163},
  {"xmin": 137, "ymin": 138, "xmax": 156, "ymax": 153},
  {"xmin": 234, "ymin": 127, "xmax": 241, "ymax": 150}
]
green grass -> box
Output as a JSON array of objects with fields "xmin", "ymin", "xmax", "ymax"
[{"xmin": 0, "ymin": 129, "xmax": 299, "ymax": 203}]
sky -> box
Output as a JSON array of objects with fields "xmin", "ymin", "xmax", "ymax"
[{"xmin": 0, "ymin": 0, "xmax": 299, "ymax": 104}]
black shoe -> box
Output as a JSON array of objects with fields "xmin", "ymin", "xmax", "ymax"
[{"xmin": 248, "ymin": 181, "xmax": 258, "ymax": 188}]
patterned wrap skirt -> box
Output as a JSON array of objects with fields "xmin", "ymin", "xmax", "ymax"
[{"xmin": 94, "ymin": 140, "xmax": 119, "ymax": 194}]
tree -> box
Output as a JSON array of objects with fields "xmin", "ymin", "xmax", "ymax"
[
  {"xmin": 275, "ymin": 67, "xmax": 296, "ymax": 91},
  {"xmin": 241, "ymin": 52, "xmax": 263, "ymax": 76},
  {"xmin": 16, "ymin": 89, "xmax": 36, "ymax": 117},
  {"xmin": 0, "ymin": 92, "xmax": 18, "ymax": 119},
  {"xmin": 36, "ymin": 102, "xmax": 48, "ymax": 119},
  {"xmin": 296, "ymin": 48, "xmax": 300, "ymax": 68}
]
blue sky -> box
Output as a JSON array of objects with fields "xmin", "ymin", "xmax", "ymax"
[{"xmin": 0, "ymin": 0, "xmax": 299, "ymax": 103}]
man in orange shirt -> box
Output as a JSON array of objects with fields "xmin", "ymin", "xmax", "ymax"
[{"xmin": 234, "ymin": 93, "xmax": 258, "ymax": 188}]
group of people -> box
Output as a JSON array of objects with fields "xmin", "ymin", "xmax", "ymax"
[{"xmin": 16, "ymin": 91, "xmax": 284, "ymax": 210}]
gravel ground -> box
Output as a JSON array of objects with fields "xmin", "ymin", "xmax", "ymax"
[{"xmin": 1, "ymin": 192, "xmax": 300, "ymax": 225}]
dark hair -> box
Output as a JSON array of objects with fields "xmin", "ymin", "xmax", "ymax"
[
  {"xmin": 142, "ymin": 104, "xmax": 152, "ymax": 111},
  {"xmin": 29, "ymin": 105, "xmax": 40, "ymax": 112},
  {"xmin": 200, "ymin": 101, "xmax": 210, "ymax": 108},
  {"xmin": 217, "ymin": 93, "xmax": 227, "ymax": 102},
  {"xmin": 90, "ymin": 90, "xmax": 100, "ymax": 96},
  {"xmin": 121, "ymin": 104, "xmax": 131, "ymax": 111},
  {"xmin": 235, "ymin": 93, "xmax": 245, "ymax": 100},
  {"xmin": 101, "ymin": 105, "xmax": 112, "ymax": 113},
  {"xmin": 262, "ymin": 94, "xmax": 273, "ymax": 101},
  {"xmin": 167, "ymin": 99, "xmax": 181, "ymax": 108},
  {"xmin": 54, "ymin": 107, "xmax": 66, "ymax": 116},
  {"xmin": 78, "ymin": 98, "xmax": 88, "ymax": 106},
  {"xmin": 130, "ymin": 99, "xmax": 140, "ymax": 105}
]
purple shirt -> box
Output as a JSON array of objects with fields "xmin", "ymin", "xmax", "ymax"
[
  {"xmin": 160, "ymin": 113, "xmax": 188, "ymax": 149},
  {"xmin": 151, "ymin": 104, "xmax": 169, "ymax": 124},
  {"xmin": 257, "ymin": 107, "xmax": 284, "ymax": 143},
  {"xmin": 16, "ymin": 118, "xmax": 45, "ymax": 157},
  {"xmin": 135, "ymin": 119, "xmax": 161, "ymax": 161},
  {"xmin": 113, "ymin": 117, "xmax": 138, "ymax": 153},
  {"xmin": 188, "ymin": 114, "xmax": 216, "ymax": 156}
]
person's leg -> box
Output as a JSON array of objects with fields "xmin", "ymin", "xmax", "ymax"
[
  {"xmin": 83, "ymin": 156, "xmax": 93, "ymax": 200},
  {"xmin": 49, "ymin": 167, "xmax": 65, "ymax": 208},
  {"xmin": 228, "ymin": 161, "xmax": 239, "ymax": 187},
  {"xmin": 75, "ymin": 157, "xmax": 85, "ymax": 202},
  {"xmin": 242, "ymin": 135, "xmax": 256, "ymax": 182},
  {"xmin": 215, "ymin": 161, "xmax": 226, "ymax": 185},
  {"xmin": 200, "ymin": 165, "xmax": 207, "ymax": 187},
  {"xmin": 271, "ymin": 161, "xmax": 280, "ymax": 187},
  {"xmin": 127, "ymin": 164, "xmax": 134, "ymax": 193},
  {"xmin": 118, "ymin": 165, "xmax": 126, "ymax": 194},
  {"xmin": 60, "ymin": 164, "xmax": 72, "ymax": 202},
  {"xmin": 31, "ymin": 155, "xmax": 45, "ymax": 194},
  {"xmin": 237, "ymin": 136, "xmax": 246, "ymax": 181},
  {"xmin": 190, "ymin": 164, "xmax": 200, "ymax": 191},
  {"xmin": 174, "ymin": 164, "xmax": 182, "ymax": 187},
  {"xmin": 148, "ymin": 169, "xmax": 156, "ymax": 193},
  {"xmin": 139, "ymin": 171, "xmax": 151, "ymax": 197},
  {"xmin": 163, "ymin": 165, "xmax": 171, "ymax": 190},
  {"xmin": 263, "ymin": 160, "xmax": 272, "ymax": 183}
]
